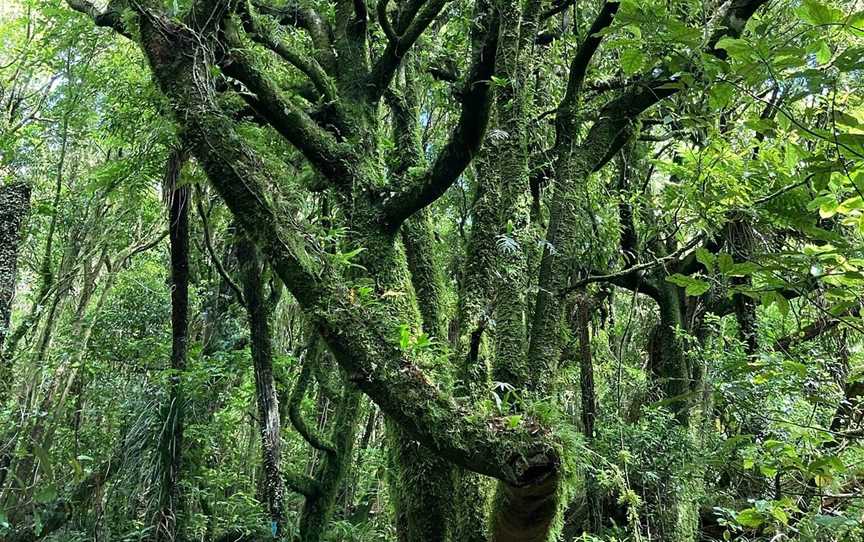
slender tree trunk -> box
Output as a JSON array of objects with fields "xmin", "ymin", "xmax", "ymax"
[
  {"xmin": 298, "ymin": 383, "xmax": 362, "ymax": 542},
  {"xmin": 576, "ymin": 295, "xmax": 601, "ymax": 533},
  {"xmin": 0, "ymin": 182, "xmax": 31, "ymax": 356},
  {"xmin": 156, "ymin": 148, "xmax": 189, "ymax": 542},
  {"xmin": 10, "ymin": 252, "xmax": 105, "ymax": 505},
  {"xmin": 7, "ymin": 447, "xmax": 123, "ymax": 542},
  {"xmin": 1, "ymin": 114, "xmax": 69, "ymax": 368},
  {"xmin": 237, "ymin": 234, "xmax": 286, "ymax": 537},
  {"xmin": 0, "ymin": 182, "xmax": 31, "ymax": 502}
]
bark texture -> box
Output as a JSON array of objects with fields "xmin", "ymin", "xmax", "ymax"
[
  {"xmin": 156, "ymin": 148, "xmax": 189, "ymax": 541},
  {"xmin": 237, "ymin": 234, "xmax": 287, "ymax": 536},
  {"xmin": 0, "ymin": 182, "xmax": 30, "ymax": 355}
]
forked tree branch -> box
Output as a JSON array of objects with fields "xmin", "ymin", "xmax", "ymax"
[
  {"xmin": 240, "ymin": 1, "xmax": 337, "ymax": 103},
  {"xmin": 381, "ymin": 7, "xmax": 499, "ymax": 228},
  {"xmin": 367, "ymin": 0, "xmax": 449, "ymax": 101},
  {"xmin": 222, "ymin": 24, "xmax": 355, "ymax": 183}
]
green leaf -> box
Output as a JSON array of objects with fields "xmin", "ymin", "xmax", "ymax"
[
  {"xmin": 796, "ymin": 0, "xmax": 843, "ymax": 25},
  {"xmin": 695, "ymin": 247, "xmax": 715, "ymax": 273},
  {"xmin": 736, "ymin": 508, "xmax": 765, "ymax": 528},
  {"xmin": 813, "ymin": 473, "xmax": 833, "ymax": 487},
  {"xmin": 759, "ymin": 465, "xmax": 778, "ymax": 478},
  {"xmin": 717, "ymin": 253, "xmax": 734, "ymax": 274},
  {"xmin": 31, "ymin": 444, "xmax": 53, "ymax": 479},
  {"xmin": 620, "ymin": 49, "xmax": 645, "ymax": 75},
  {"xmin": 818, "ymin": 199, "xmax": 838, "ymax": 218},
  {"xmin": 715, "ymin": 37, "xmax": 751, "ymax": 59},
  {"xmin": 770, "ymin": 506, "xmax": 789, "ymax": 525},
  {"xmin": 504, "ymin": 414, "xmax": 522, "ymax": 430},
  {"xmin": 34, "ymin": 484, "xmax": 57, "ymax": 504},
  {"xmin": 398, "ymin": 324, "xmax": 411, "ymax": 350},
  {"xmin": 807, "ymin": 39, "xmax": 832, "ymax": 64},
  {"xmin": 709, "ymin": 82, "xmax": 734, "ymax": 109},
  {"xmin": 665, "ymin": 273, "xmax": 711, "ymax": 296}
]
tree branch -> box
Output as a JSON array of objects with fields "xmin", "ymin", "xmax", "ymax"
[
  {"xmin": 376, "ymin": 0, "xmax": 399, "ymax": 42},
  {"xmin": 557, "ymin": 0, "xmax": 621, "ymax": 126},
  {"xmin": 240, "ymin": 2, "xmax": 337, "ymax": 103},
  {"xmin": 289, "ymin": 355, "xmax": 338, "ymax": 454},
  {"xmin": 381, "ymin": 7, "xmax": 499, "ymax": 228},
  {"xmin": 774, "ymin": 303, "xmax": 862, "ymax": 352},
  {"xmin": 367, "ymin": 0, "xmax": 449, "ymax": 101},
  {"xmin": 562, "ymin": 0, "xmax": 770, "ymax": 172},
  {"xmin": 66, "ymin": 0, "xmax": 132, "ymax": 38},
  {"xmin": 283, "ymin": 470, "xmax": 323, "ymax": 497},
  {"xmin": 221, "ymin": 28, "xmax": 355, "ymax": 183},
  {"xmin": 195, "ymin": 188, "xmax": 246, "ymax": 306},
  {"xmin": 253, "ymin": 0, "xmax": 335, "ymax": 69},
  {"xmin": 571, "ymin": 236, "xmax": 704, "ymax": 292}
]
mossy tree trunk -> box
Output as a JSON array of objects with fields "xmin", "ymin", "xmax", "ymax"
[
  {"xmin": 65, "ymin": 1, "xmax": 770, "ymax": 540},
  {"xmin": 237, "ymin": 234, "xmax": 287, "ymax": 537},
  {"xmin": 156, "ymin": 147, "xmax": 189, "ymax": 542},
  {"xmin": 0, "ymin": 182, "xmax": 30, "ymax": 356},
  {"xmin": 387, "ymin": 48, "xmax": 456, "ymax": 542}
]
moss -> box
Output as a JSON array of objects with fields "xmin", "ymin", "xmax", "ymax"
[
  {"xmin": 299, "ymin": 383, "xmax": 363, "ymax": 542},
  {"xmin": 387, "ymin": 422, "xmax": 455, "ymax": 542},
  {"xmin": 401, "ymin": 209, "xmax": 447, "ymax": 340}
]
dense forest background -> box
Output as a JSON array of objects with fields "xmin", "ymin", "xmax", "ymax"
[{"xmin": 0, "ymin": 0, "xmax": 863, "ymax": 540}]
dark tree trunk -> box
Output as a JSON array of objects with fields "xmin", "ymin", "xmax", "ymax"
[
  {"xmin": 0, "ymin": 182, "xmax": 30, "ymax": 355},
  {"xmin": 576, "ymin": 296, "xmax": 601, "ymax": 533},
  {"xmin": 298, "ymin": 383, "xmax": 362, "ymax": 542},
  {"xmin": 157, "ymin": 148, "xmax": 189, "ymax": 541},
  {"xmin": 237, "ymin": 234, "xmax": 286, "ymax": 537}
]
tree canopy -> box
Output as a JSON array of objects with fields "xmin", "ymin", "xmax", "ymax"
[{"xmin": 1, "ymin": 0, "xmax": 863, "ymax": 540}]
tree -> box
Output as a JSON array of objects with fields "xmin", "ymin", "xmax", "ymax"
[{"xmin": 1, "ymin": 0, "xmax": 863, "ymax": 540}]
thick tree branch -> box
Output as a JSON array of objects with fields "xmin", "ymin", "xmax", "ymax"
[
  {"xmin": 284, "ymin": 470, "xmax": 323, "ymax": 497},
  {"xmin": 221, "ymin": 30, "xmax": 355, "ymax": 183},
  {"xmin": 66, "ymin": 0, "xmax": 132, "ymax": 38},
  {"xmin": 253, "ymin": 0, "xmax": 335, "ymax": 69},
  {"xmin": 367, "ymin": 0, "xmax": 449, "ymax": 101},
  {"xmin": 381, "ymin": 8, "xmax": 499, "ymax": 228},
  {"xmin": 240, "ymin": 2, "xmax": 337, "ymax": 103},
  {"xmin": 565, "ymin": 235, "xmax": 705, "ymax": 298},
  {"xmin": 377, "ymin": 0, "xmax": 399, "ymax": 42},
  {"xmin": 557, "ymin": 0, "xmax": 621, "ymax": 126},
  {"xmin": 564, "ymin": 0, "xmax": 770, "ymax": 171},
  {"xmin": 774, "ymin": 303, "xmax": 862, "ymax": 352}
]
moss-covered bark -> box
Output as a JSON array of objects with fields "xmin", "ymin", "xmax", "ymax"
[
  {"xmin": 237, "ymin": 234, "xmax": 287, "ymax": 537},
  {"xmin": 297, "ymin": 381, "xmax": 362, "ymax": 542},
  {"xmin": 0, "ymin": 182, "xmax": 30, "ymax": 357},
  {"xmin": 156, "ymin": 147, "xmax": 189, "ymax": 542}
]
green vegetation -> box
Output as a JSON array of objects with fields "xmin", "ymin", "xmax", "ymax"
[{"xmin": 1, "ymin": 0, "xmax": 863, "ymax": 540}]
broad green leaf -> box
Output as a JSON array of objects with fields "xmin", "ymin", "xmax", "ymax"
[
  {"xmin": 665, "ymin": 273, "xmax": 711, "ymax": 296},
  {"xmin": 736, "ymin": 508, "xmax": 764, "ymax": 528},
  {"xmin": 695, "ymin": 247, "xmax": 715, "ymax": 273},
  {"xmin": 718, "ymin": 253, "xmax": 734, "ymax": 273},
  {"xmin": 715, "ymin": 37, "xmax": 751, "ymax": 59},
  {"xmin": 709, "ymin": 82, "xmax": 734, "ymax": 109},
  {"xmin": 34, "ymin": 484, "xmax": 57, "ymax": 504},
  {"xmin": 806, "ymin": 39, "xmax": 832, "ymax": 65},
  {"xmin": 796, "ymin": 0, "xmax": 843, "ymax": 25},
  {"xmin": 504, "ymin": 414, "xmax": 522, "ymax": 429},
  {"xmin": 620, "ymin": 49, "xmax": 646, "ymax": 75}
]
